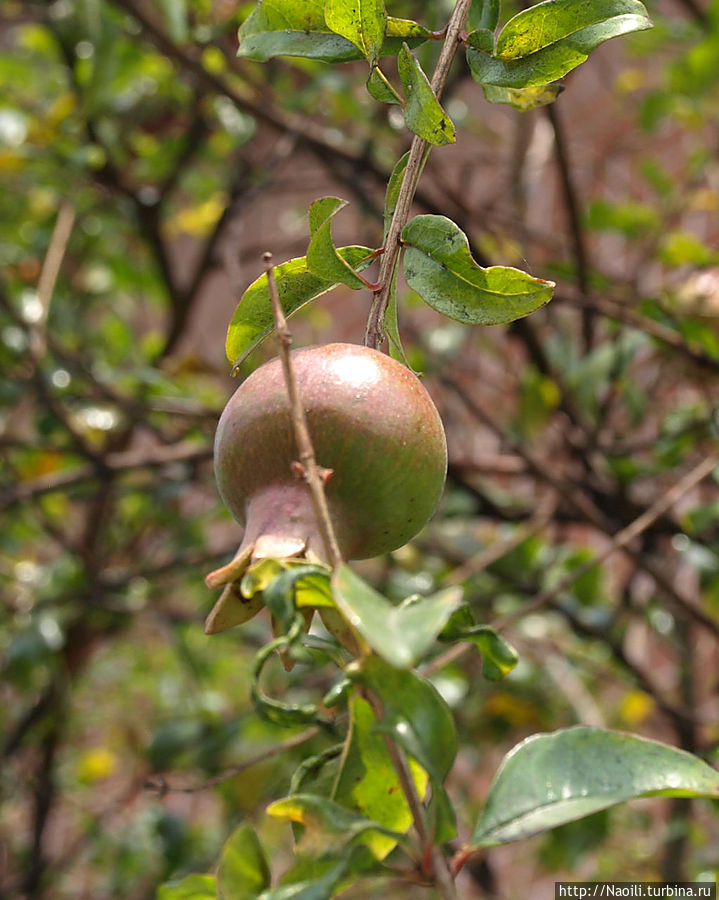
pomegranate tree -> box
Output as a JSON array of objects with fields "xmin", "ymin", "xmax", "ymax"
[{"xmin": 213, "ymin": 342, "xmax": 447, "ymax": 564}]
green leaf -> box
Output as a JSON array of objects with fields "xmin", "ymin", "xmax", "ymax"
[
  {"xmin": 333, "ymin": 694, "xmax": 428, "ymax": 858},
  {"xmin": 402, "ymin": 215, "xmax": 554, "ymax": 325},
  {"xmin": 496, "ymin": 0, "xmax": 650, "ymax": 59},
  {"xmin": 398, "ymin": 44, "xmax": 455, "ymax": 146},
  {"xmin": 469, "ymin": 0, "xmax": 500, "ymax": 33},
  {"xmin": 466, "ymin": 0, "xmax": 652, "ymax": 89},
  {"xmin": 384, "ymin": 267, "xmax": 410, "ymax": 367},
  {"xmin": 383, "ymin": 150, "xmax": 409, "ymax": 240},
  {"xmin": 217, "ymin": 824, "xmax": 271, "ymax": 900},
  {"xmin": 482, "ymin": 82, "xmax": 563, "ymax": 110},
  {"xmin": 258, "ymin": 847, "xmax": 372, "ymax": 900},
  {"xmin": 332, "ymin": 565, "xmax": 463, "ymax": 669},
  {"xmin": 471, "ymin": 726, "xmax": 719, "ymax": 848},
  {"xmin": 267, "ymin": 793, "xmax": 402, "ymax": 857},
  {"xmin": 325, "ymin": 0, "xmax": 387, "ymax": 66},
  {"xmin": 238, "ymin": 2, "xmax": 429, "ymax": 63},
  {"xmin": 263, "ymin": 565, "xmax": 331, "ymax": 630},
  {"xmin": 157, "ymin": 874, "xmax": 218, "ymax": 900},
  {"xmin": 440, "ymin": 610, "xmax": 518, "ymax": 681},
  {"xmin": 347, "ymin": 655, "xmax": 457, "ymax": 783},
  {"xmin": 225, "ymin": 248, "xmax": 374, "ymax": 369},
  {"xmin": 366, "ymin": 66, "xmax": 402, "ymax": 105},
  {"xmin": 466, "ymin": 29, "xmax": 495, "ymax": 53},
  {"xmin": 307, "ymin": 198, "xmax": 376, "ymax": 289}
]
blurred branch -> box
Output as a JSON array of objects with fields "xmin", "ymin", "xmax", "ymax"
[
  {"xmin": 144, "ymin": 726, "xmax": 321, "ymax": 795},
  {"xmin": 1, "ymin": 440, "xmax": 212, "ymax": 510},
  {"xmin": 32, "ymin": 201, "xmax": 75, "ymax": 360}
]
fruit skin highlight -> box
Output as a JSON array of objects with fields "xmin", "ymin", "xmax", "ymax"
[{"xmin": 214, "ymin": 342, "xmax": 447, "ymax": 563}]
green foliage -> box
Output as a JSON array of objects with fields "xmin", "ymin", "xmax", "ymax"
[
  {"xmin": 402, "ymin": 215, "xmax": 554, "ymax": 324},
  {"xmin": 7, "ymin": 0, "xmax": 719, "ymax": 896},
  {"xmin": 471, "ymin": 727, "xmax": 719, "ymax": 847}
]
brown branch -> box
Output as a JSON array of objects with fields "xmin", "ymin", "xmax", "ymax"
[
  {"xmin": 264, "ymin": 254, "xmax": 343, "ymax": 567},
  {"xmin": 145, "ymin": 727, "xmax": 321, "ymax": 795},
  {"xmin": 31, "ymin": 201, "xmax": 75, "ymax": 360},
  {"xmin": 1, "ymin": 440, "xmax": 212, "ymax": 510},
  {"xmin": 365, "ymin": 0, "xmax": 473, "ymax": 349}
]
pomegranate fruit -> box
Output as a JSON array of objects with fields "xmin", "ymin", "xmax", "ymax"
[{"xmin": 213, "ymin": 342, "xmax": 447, "ymax": 563}]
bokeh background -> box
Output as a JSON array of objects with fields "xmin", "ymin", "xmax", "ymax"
[{"xmin": 1, "ymin": 1, "xmax": 718, "ymax": 897}]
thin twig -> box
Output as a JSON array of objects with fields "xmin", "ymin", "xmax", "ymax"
[
  {"xmin": 144, "ymin": 727, "xmax": 321, "ymax": 795},
  {"xmin": 495, "ymin": 451, "xmax": 719, "ymax": 632},
  {"xmin": 264, "ymin": 253, "xmax": 343, "ymax": 569},
  {"xmin": 365, "ymin": 0, "xmax": 473, "ymax": 349},
  {"xmin": 32, "ymin": 201, "xmax": 75, "ymax": 359}
]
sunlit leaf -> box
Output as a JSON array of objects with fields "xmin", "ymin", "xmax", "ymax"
[
  {"xmin": 217, "ymin": 824, "xmax": 271, "ymax": 900},
  {"xmin": 333, "ymin": 694, "xmax": 428, "ymax": 858},
  {"xmin": 402, "ymin": 215, "xmax": 554, "ymax": 325},
  {"xmin": 325, "ymin": 0, "xmax": 387, "ymax": 66},
  {"xmin": 225, "ymin": 248, "xmax": 374, "ymax": 369},
  {"xmin": 332, "ymin": 565, "xmax": 463, "ymax": 669},
  {"xmin": 471, "ymin": 726, "xmax": 719, "ymax": 848},
  {"xmin": 347, "ymin": 655, "xmax": 457, "ymax": 783},
  {"xmin": 466, "ymin": 0, "xmax": 652, "ymax": 89},
  {"xmin": 267, "ymin": 793, "xmax": 402, "ymax": 857},
  {"xmin": 238, "ymin": 2, "xmax": 429, "ymax": 63},
  {"xmin": 398, "ymin": 44, "xmax": 455, "ymax": 146}
]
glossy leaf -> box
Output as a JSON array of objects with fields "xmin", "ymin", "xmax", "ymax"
[
  {"xmin": 398, "ymin": 44, "xmax": 455, "ymax": 146},
  {"xmin": 325, "ymin": 0, "xmax": 387, "ymax": 66},
  {"xmin": 402, "ymin": 215, "xmax": 554, "ymax": 325},
  {"xmin": 466, "ymin": 0, "xmax": 652, "ymax": 89},
  {"xmin": 347, "ymin": 655, "xmax": 457, "ymax": 783},
  {"xmin": 469, "ymin": 0, "xmax": 500, "ymax": 32},
  {"xmin": 332, "ymin": 564, "xmax": 463, "ymax": 669},
  {"xmin": 471, "ymin": 726, "xmax": 719, "ymax": 848},
  {"xmin": 441, "ymin": 610, "xmax": 518, "ymax": 681},
  {"xmin": 238, "ymin": 2, "xmax": 429, "ymax": 63},
  {"xmin": 157, "ymin": 874, "xmax": 218, "ymax": 900},
  {"xmin": 225, "ymin": 248, "xmax": 374, "ymax": 369},
  {"xmin": 267, "ymin": 793, "xmax": 402, "ymax": 857},
  {"xmin": 333, "ymin": 694, "xmax": 428, "ymax": 858},
  {"xmin": 482, "ymin": 83, "xmax": 563, "ymax": 110},
  {"xmin": 307, "ymin": 198, "xmax": 376, "ymax": 290},
  {"xmin": 217, "ymin": 824, "xmax": 271, "ymax": 900}
]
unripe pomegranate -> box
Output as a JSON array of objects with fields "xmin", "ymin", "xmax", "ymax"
[{"xmin": 213, "ymin": 342, "xmax": 447, "ymax": 563}]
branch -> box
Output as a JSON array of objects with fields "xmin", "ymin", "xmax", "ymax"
[
  {"xmin": 495, "ymin": 451, "xmax": 719, "ymax": 633},
  {"xmin": 264, "ymin": 254, "xmax": 343, "ymax": 568},
  {"xmin": 365, "ymin": 0, "xmax": 473, "ymax": 349},
  {"xmin": 1, "ymin": 440, "xmax": 212, "ymax": 510},
  {"xmin": 145, "ymin": 727, "xmax": 321, "ymax": 795}
]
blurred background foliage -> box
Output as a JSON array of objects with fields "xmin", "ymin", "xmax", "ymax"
[{"xmin": 1, "ymin": 0, "xmax": 718, "ymax": 897}]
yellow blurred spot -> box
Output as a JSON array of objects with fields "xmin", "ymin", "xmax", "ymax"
[
  {"xmin": 77, "ymin": 747, "xmax": 118, "ymax": 782},
  {"xmin": 484, "ymin": 691, "xmax": 539, "ymax": 727},
  {"xmin": 0, "ymin": 150, "xmax": 24, "ymax": 173},
  {"xmin": 165, "ymin": 193, "xmax": 227, "ymax": 238},
  {"xmin": 614, "ymin": 67, "xmax": 646, "ymax": 94},
  {"xmin": 202, "ymin": 46, "xmax": 227, "ymax": 76},
  {"xmin": 617, "ymin": 690, "xmax": 655, "ymax": 726}
]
